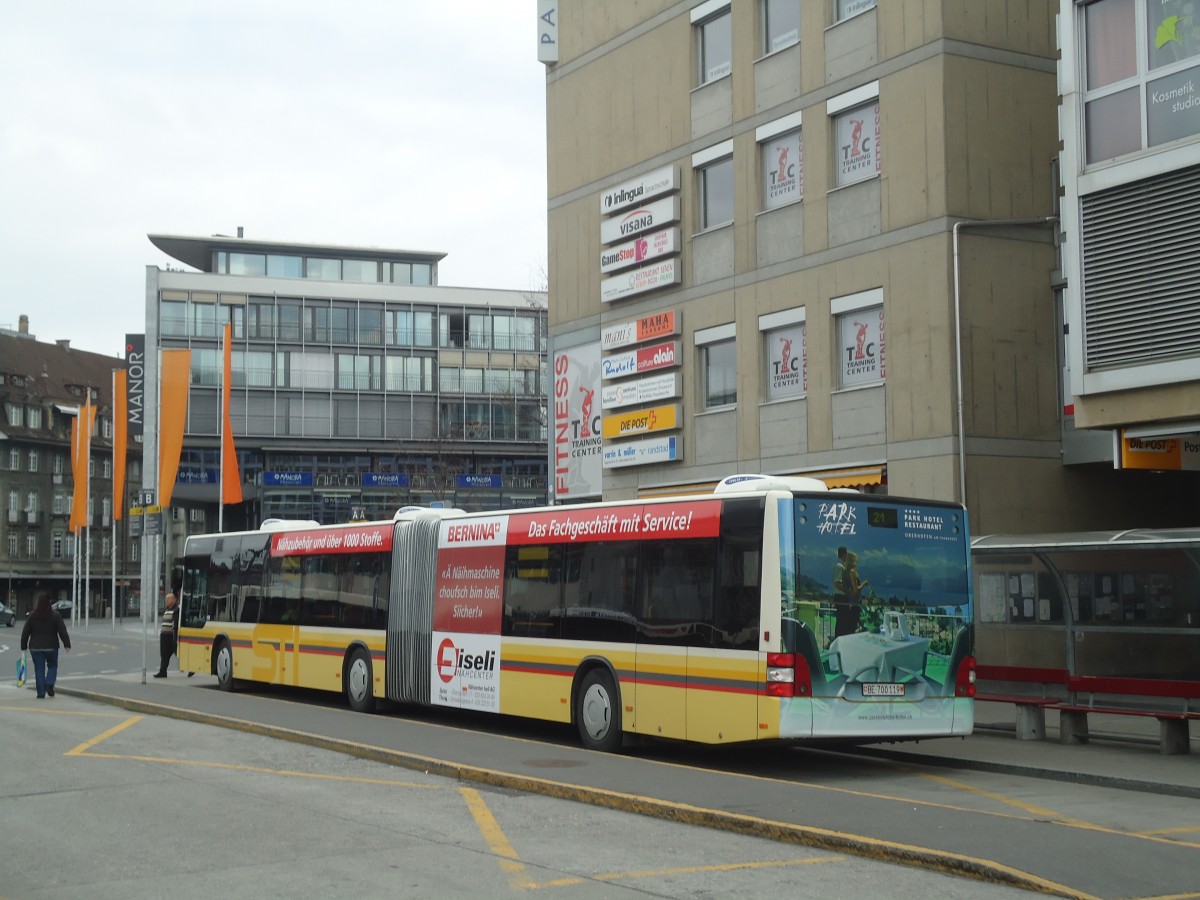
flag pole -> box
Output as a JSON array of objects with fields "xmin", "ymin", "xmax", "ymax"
[{"xmin": 219, "ymin": 326, "xmax": 226, "ymax": 534}]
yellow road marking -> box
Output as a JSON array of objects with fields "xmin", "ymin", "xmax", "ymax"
[
  {"xmin": 1140, "ymin": 825, "xmax": 1200, "ymax": 837},
  {"xmin": 66, "ymin": 715, "xmax": 143, "ymax": 755},
  {"xmin": 77, "ymin": 751, "xmax": 438, "ymax": 788},
  {"xmin": 460, "ymin": 787, "xmax": 537, "ymax": 890},
  {"xmin": 0, "ymin": 704, "xmax": 128, "ymax": 717},
  {"xmin": 535, "ymin": 855, "xmax": 844, "ymax": 889}
]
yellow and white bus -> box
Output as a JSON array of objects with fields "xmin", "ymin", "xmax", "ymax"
[{"xmin": 178, "ymin": 474, "xmax": 975, "ymax": 751}]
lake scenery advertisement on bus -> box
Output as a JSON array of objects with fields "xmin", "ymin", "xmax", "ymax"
[{"xmin": 776, "ymin": 496, "xmax": 971, "ymax": 738}]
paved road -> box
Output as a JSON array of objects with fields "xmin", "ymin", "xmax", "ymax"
[
  {"xmin": 0, "ymin": 688, "xmax": 1033, "ymax": 900},
  {"xmin": 3, "ymin": 626, "xmax": 1199, "ymax": 898}
]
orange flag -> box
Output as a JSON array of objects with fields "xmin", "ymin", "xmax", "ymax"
[
  {"xmin": 69, "ymin": 414, "xmax": 83, "ymax": 535},
  {"xmin": 158, "ymin": 349, "xmax": 191, "ymax": 508},
  {"xmin": 70, "ymin": 398, "xmax": 97, "ymax": 534},
  {"xmin": 221, "ymin": 322, "xmax": 242, "ymax": 504},
  {"xmin": 113, "ymin": 370, "xmax": 127, "ymax": 521}
]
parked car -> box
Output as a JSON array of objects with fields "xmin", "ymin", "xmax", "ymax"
[
  {"xmin": 51, "ymin": 599, "xmax": 73, "ymax": 616},
  {"xmin": 0, "ymin": 602, "xmax": 14, "ymax": 627}
]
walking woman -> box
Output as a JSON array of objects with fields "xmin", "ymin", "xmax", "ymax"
[{"xmin": 20, "ymin": 593, "xmax": 71, "ymax": 699}]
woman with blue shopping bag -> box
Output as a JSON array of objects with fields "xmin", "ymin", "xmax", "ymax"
[{"xmin": 20, "ymin": 593, "xmax": 71, "ymax": 699}]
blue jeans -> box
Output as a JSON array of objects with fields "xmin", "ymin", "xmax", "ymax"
[{"xmin": 29, "ymin": 648, "xmax": 60, "ymax": 698}]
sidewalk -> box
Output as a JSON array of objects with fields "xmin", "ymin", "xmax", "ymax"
[{"xmin": 855, "ymin": 700, "xmax": 1200, "ymax": 798}]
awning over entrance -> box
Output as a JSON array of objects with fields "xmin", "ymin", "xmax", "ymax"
[
  {"xmin": 810, "ymin": 465, "xmax": 886, "ymax": 489},
  {"xmin": 637, "ymin": 465, "xmax": 886, "ymax": 498}
]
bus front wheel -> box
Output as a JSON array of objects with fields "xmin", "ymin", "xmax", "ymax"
[
  {"xmin": 576, "ymin": 668, "xmax": 622, "ymax": 753},
  {"xmin": 345, "ymin": 648, "xmax": 376, "ymax": 713},
  {"xmin": 214, "ymin": 640, "xmax": 235, "ymax": 692}
]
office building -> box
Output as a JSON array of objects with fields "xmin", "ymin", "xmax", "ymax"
[
  {"xmin": 143, "ymin": 233, "xmax": 549, "ymax": 546},
  {"xmin": 542, "ymin": 0, "xmax": 1194, "ymax": 531}
]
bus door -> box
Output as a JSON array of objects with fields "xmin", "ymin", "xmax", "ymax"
[{"xmin": 255, "ymin": 553, "xmax": 300, "ymax": 685}]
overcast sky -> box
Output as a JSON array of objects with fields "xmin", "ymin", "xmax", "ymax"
[{"xmin": 0, "ymin": 1, "xmax": 548, "ymax": 358}]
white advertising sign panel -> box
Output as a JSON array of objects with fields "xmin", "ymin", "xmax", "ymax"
[
  {"xmin": 602, "ymin": 373, "xmax": 681, "ymax": 410},
  {"xmin": 766, "ymin": 324, "xmax": 806, "ymax": 398},
  {"xmin": 600, "ymin": 197, "xmax": 681, "ymax": 245},
  {"xmin": 838, "ymin": 307, "xmax": 886, "ymax": 387},
  {"xmin": 602, "ymin": 435, "xmax": 682, "ymax": 469},
  {"xmin": 763, "ymin": 130, "xmax": 802, "ymax": 209},
  {"xmin": 600, "ymin": 227, "xmax": 680, "ymax": 275},
  {"xmin": 600, "ymin": 310, "xmax": 679, "ymax": 351},
  {"xmin": 835, "ymin": 102, "xmax": 881, "ymax": 187},
  {"xmin": 551, "ymin": 343, "xmax": 602, "ymax": 499},
  {"xmin": 537, "ymin": 1, "xmax": 558, "ymax": 63},
  {"xmin": 601, "ymin": 340, "xmax": 680, "ymax": 381},
  {"xmin": 431, "ymin": 632, "xmax": 501, "ymax": 712},
  {"xmin": 600, "ymin": 258, "xmax": 680, "ymax": 303},
  {"xmin": 599, "ymin": 165, "xmax": 679, "ymax": 214}
]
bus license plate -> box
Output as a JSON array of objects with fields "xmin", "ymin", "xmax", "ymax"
[{"xmin": 862, "ymin": 683, "xmax": 905, "ymax": 697}]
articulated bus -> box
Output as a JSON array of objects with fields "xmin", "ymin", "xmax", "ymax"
[{"xmin": 177, "ymin": 474, "xmax": 975, "ymax": 751}]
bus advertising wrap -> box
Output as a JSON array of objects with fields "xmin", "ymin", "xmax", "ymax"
[{"xmin": 776, "ymin": 496, "xmax": 972, "ymax": 739}]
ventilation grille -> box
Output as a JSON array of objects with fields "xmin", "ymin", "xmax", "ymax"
[{"xmin": 1081, "ymin": 165, "xmax": 1200, "ymax": 371}]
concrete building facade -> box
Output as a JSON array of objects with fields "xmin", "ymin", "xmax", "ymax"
[{"xmin": 542, "ymin": 0, "xmax": 1194, "ymax": 532}]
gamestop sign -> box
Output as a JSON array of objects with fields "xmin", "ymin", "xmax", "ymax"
[{"xmin": 600, "ymin": 227, "xmax": 680, "ymax": 275}]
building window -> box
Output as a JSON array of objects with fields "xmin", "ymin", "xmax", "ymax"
[
  {"xmin": 102, "ymin": 417, "xmax": 112, "ymax": 439},
  {"xmin": 341, "ymin": 260, "xmax": 379, "ymax": 283},
  {"xmin": 191, "ymin": 349, "xmax": 219, "ymax": 387},
  {"xmin": 7, "ymin": 533, "xmax": 15, "ymax": 558},
  {"xmin": 53, "ymin": 493, "xmax": 64, "ymax": 515},
  {"xmin": 763, "ymin": 0, "xmax": 800, "ymax": 53},
  {"xmin": 693, "ymin": 2, "xmax": 732, "ymax": 84},
  {"xmin": 102, "ymin": 498, "xmax": 111, "ymax": 524},
  {"xmin": 53, "ymin": 453, "xmax": 63, "ymax": 475},
  {"xmin": 52, "ymin": 532, "xmax": 63, "ymax": 559},
  {"xmin": 267, "ymin": 254, "xmax": 303, "ymax": 278},
  {"xmin": 385, "ymin": 356, "xmax": 433, "ymax": 392},
  {"xmin": 758, "ymin": 114, "xmax": 803, "ymax": 209},
  {"xmin": 6, "ymin": 404, "xmax": 20, "ymax": 427},
  {"xmin": 829, "ymin": 85, "xmax": 881, "ymax": 187},
  {"xmin": 8, "ymin": 449, "xmax": 18, "ymax": 470},
  {"xmin": 28, "ymin": 451, "xmax": 38, "ymax": 473},
  {"xmin": 277, "ymin": 302, "xmax": 302, "ymax": 341},
  {"xmin": 359, "ymin": 307, "xmax": 384, "ymax": 344},
  {"xmin": 761, "ymin": 308, "xmax": 806, "ymax": 399},
  {"xmin": 306, "ymin": 257, "xmax": 341, "ymax": 280},
  {"xmin": 413, "ymin": 263, "xmax": 433, "ymax": 285},
  {"xmin": 225, "ymin": 252, "xmax": 266, "ymax": 276},
  {"xmin": 191, "ymin": 301, "xmax": 217, "ymax": 338},
  {"xmin": 28, "ymin": 407, "xmax": 41, "ymax": 429},
  {"xmin": 695, "ymin": 143, "xmax": 734, "ymax": 230},
  {"xmin": 160, "ymin": 300, "xmax": 187, "ymax": 336},
  {"xmin": 103, "ymin": 459, "xmax": 112, "ymax": 479},
  {"xmin": 833, "ymin": 288, "xmax": 886, "ymax": 388},
  {"xmin": 102, "ymin": 537, "xmax": 111, "ymax": 557},
  {"xmin": 336, "ymin": 354, "xmax": 381, "ymax": 391},
  {"xmin": 1081, "ymin": 0, "xmax": 1200, "ymax": 164},
  {"xmin": 248, "ymin": 301, "xmax": 275, "ymax": 340},
  {"xmin": 696, "ymin": 323, "xmax": 737, "ymax": 408},
  {"xmin": 836, "ymin": 0, "xmax": 875, "ymax": 21},
  {"xmin": 25, "ymin": 534, "xmax": 36, "ymax": 558},
  {"xmin": 26, "ymin": 491, "xmax": 37, "ymax": 516}
]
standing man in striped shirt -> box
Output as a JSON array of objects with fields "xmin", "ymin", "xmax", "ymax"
[{"xmin": 154, "ymin": 593, "xmax": 179, "ymax": 678}]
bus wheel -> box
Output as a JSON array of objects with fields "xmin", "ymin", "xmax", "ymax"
[
  {"xmin": 214, "ymin": 640, "xmax": 235, "ymax": 692},
  {"xmin": 345, "ymin": 648, "xmax": 376, "ymax": 713},
  {"xmin": 576, "ymin": 669, "xmax": 622, "ymax": 753}
]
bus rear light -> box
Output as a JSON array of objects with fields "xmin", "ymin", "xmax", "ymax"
[
  {"xmin": 955, "ymin": 655, "xmax": 977, "ymax": 698},
  {"xmin": 765, "ymin": 652, "xmax": 812, "ymax": 697}
]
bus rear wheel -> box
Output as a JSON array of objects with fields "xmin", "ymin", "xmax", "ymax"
[
  {"xmin": 345, "ymin": 648, "xmax": 376, "ymax": 713},
  {"xmin": 214, "ymin": 640, "xmax": 235, "ymax": 692},
  {"xmin": 576, "ymin": 669, "xmax": 622, "ymax": 752}
]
